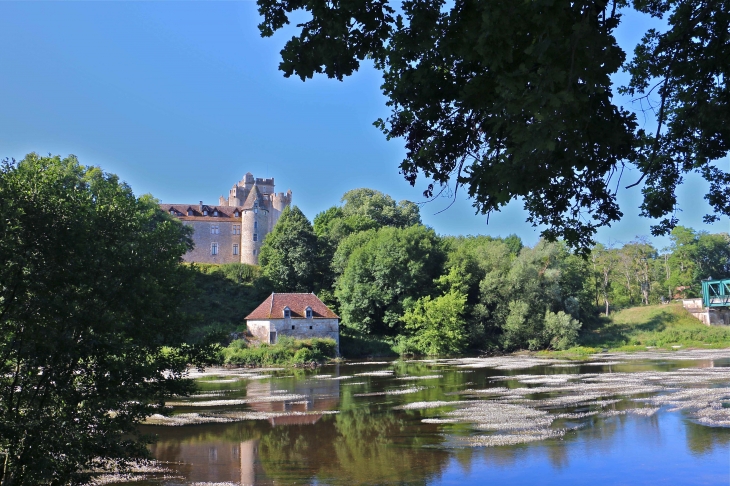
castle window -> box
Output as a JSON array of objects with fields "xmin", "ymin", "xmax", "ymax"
[
  {"xmin": 305, "ymin": 307, "xmax": 313, "ymax": 319},
  {"xmin": 283, "ymin": 307, "xmax": 291, "ymax": 319},
  {"xmin": 291, "ymin": 325, "xmax": 295, "ymax": 330},
  {"xmin": 210, "ymin": 225, "xmax": 219, "ymax": 235},
  {"xmin": 253, "ymin": 249, "xmax": 257, "ymax": 256},
  {"xmin": 253, "ymin": 233, "xmax": 258, "ymax": 242},
  {"xmin": 234, "ymin": 210, "xmax": 239, "ymax": 217},
  {"xmin": 211, "ymin": 242, "xmax": 218, "ymax": 255},
  {"xmin": 233, "ymin": 244, "xmax": 239, "ymax": 255},
  {"xmin": 232, "ymin": 225, "xmax": 241, "ymax": 235},
  {"xmin": 254, "ymin": 221, "xmax": 258, "ymax": 229}
]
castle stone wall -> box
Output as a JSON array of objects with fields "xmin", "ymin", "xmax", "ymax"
[{"xmin": 182, "ymin": 220, "xmax": 241, "ymax": 265}]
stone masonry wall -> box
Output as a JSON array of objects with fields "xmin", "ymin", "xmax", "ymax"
[
  {"xmin": 246, "ymin": 318, "xmax": 340, "ymax": 355},
  {"xmin": 183, "ymin": 220, "xmax": 241, "ymax": 264}
]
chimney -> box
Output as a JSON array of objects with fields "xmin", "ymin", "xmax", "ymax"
[{"xmin": 199, "ymin": 200, "xmax": 203, "ymax": 212}]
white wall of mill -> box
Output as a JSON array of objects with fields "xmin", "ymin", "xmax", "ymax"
[{"xmin": 246, "ymin": 318, "xmax": 340, "ymax": 355}]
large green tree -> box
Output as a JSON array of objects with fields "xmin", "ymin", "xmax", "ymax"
[
  {"xmin": 257, "ymin": 0, "xmax": 728, "ymax": 251},
  {"xmin": 335, "ymin": 225, "xmax": 445, "ymax": 336},
  {"xmin": 259, "ymin": 205, "xmax": 322, "ymax": 292},
  {"xmin": 314, "ymin": 188, "xmax": 421, "ymax": 244},
  {"xmin": 0, "ymin": 154, "xmax": 201, "ymax": 485}
]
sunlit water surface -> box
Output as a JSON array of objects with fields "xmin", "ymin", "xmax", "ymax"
[{"xmin": 114, "ymin": 350, "xmax": 730, "ymax": 485}]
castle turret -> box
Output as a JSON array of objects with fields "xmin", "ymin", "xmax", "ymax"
[{"xmin": 240, "ymin": 185, "xmax": 267, "ymax": 265}]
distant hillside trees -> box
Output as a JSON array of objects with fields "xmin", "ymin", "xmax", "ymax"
[{"xmin": 257, "ymin": 187, "xmax": 729, "ymax": 356}]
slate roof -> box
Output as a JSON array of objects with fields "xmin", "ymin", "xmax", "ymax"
[
  {"xmin": 161, "ymin": 204, "xmax": 243, "ymax": 221},
  {"xmin": 241, "ymin": 184, "xmax": 264, "ymax": 211},
  {"xmin": 245, "ymin": 293, "xmax": 339, "ymax": 320}
]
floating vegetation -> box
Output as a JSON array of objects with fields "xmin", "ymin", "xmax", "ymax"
[
  {"xmin": 345, "ymin": 361, "xmax": 391, "ymax": 365},
  {"xmin": 396, "ymin": 400, "xmax": 469, "ymax": 410},
  {"xmin": 403, "ymin": 350, "xmax": 730, "ymax": 447},
  {"xmin": 355, "ymin": 370, "xmax": 395, "ymax": 377},
  {"xmin": 460, "ymin": 428, "xmax": 566, "ymax": 447},
  {"xmin": 166, "ymin": 393, "xmax": 308, "ymax": 407},
  {"xmin": 145, "ymin": 410, "xmax": 337, "ymax": 426},
  {"xmin": 87, "ymin": 460, "xmax": 176, "ymax": 484},
  {"xmin": 354, "ymin": 386, "xmax": 425, "ymax": 397}
]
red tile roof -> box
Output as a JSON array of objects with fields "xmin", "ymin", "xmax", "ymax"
[{"xmin": 245, "ymin": 293, "xmax": 339, "ymax": 320}]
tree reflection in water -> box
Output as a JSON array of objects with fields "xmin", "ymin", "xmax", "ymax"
[{"xmin": 136, "ymin": 353, "xmax": 729, "ymax": 485}]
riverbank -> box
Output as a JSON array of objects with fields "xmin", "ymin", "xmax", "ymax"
[
  {"xmin": 538, "ymin": 303, "xmax": 730, "ymax": 358},
  {"xmin": 219, "ymin": 337, "xmax": 338, "ymax": 366}
]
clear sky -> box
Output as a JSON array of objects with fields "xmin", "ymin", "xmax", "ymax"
[{"xmin": 1, "ymin": 1, "xmax": 726, "ymax": 249}]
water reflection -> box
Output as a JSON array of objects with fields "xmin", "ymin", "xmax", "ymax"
[{"xmin": 125, "ymin": 351, "xmax": 730, "ymax": 485}]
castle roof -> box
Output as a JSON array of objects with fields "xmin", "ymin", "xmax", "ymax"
[
  {"xmin": 245, "ymin": 293, "xmax": 339, "ymax": 320},
  {"xmin": 241, "ymin": 184, "xmax": 264, "ymax": 211},
  {"xmin": 161, "ymin": 204, "xmax": 243, "ymax": 221}
]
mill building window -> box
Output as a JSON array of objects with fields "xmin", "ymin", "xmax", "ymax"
[
  {"xmin": 283, "ymin": 307, "xmax": 291, "ymax": 319},
  {"xmin": 211, "ymin": 242, "xmax": 218, "ymax": 255},
  {"xmin": 305, "ymin": 307, "xmax": 313, "ymax": 319},
  {"xmin": 233, "ymin": 244, "xmax": 239, "ymax": 255}
]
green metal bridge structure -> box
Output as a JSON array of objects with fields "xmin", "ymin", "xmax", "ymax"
[{"xmin": 702, "ymin": 279, "xmax": 730, "ymax": 308}]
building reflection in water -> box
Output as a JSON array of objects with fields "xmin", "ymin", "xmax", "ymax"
[{"xmin": 149, "ymin": 375, "xmax": 340, "ymax": 485}]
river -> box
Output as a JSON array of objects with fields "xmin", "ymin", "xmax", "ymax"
[{"xmin": 112, "ymin": 349, "xmax": 730, "ymax": 485}]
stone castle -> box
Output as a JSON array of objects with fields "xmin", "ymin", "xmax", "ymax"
[{"xmin": 162, "ymin": 172, "xmax": 292, "ymax": 265}]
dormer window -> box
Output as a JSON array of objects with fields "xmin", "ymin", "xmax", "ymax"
[
  {"xmin": 203, "ymin": 210, "xmax": 208, "ymax": 216},
  {"xmin": 169, "ymin": 209, "xmax": 176, "ymax": 215},
  {"xmin": 305, "ymin": 307, "xmax": 313, "ymax": 319},
  {"xmin": 213, "ymin": 210, "xmax": 218, "ymax": 216},
  {"xmin": 283, "ymin": 306, "xmax": 291, "ymax": 319},
  {"xmin": 187, "ymin": 209, "xmax": 193, "ymax": 216},
  {"xmin": 234, "ymin": 210, "xmax": 239, "ymax": 217}
]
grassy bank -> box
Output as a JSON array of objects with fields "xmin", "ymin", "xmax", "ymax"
[
  {"xmin": 184, "ymin": 263, "xmax": 268, "ymax": 343},
  {"xmin": 545, "ymin": 303, "xmax": 730, "ymax": 356},
  {"xmin": 219, "ymin": 337, "xmax": 338, "ymax": 366}
]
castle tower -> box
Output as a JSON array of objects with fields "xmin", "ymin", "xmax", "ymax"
[
  {"xmin": 240, "ymin": 184, "xmax": 269, "ymax": 265},
  {"xmin": 270, "ymin": 189, "xmax": 293, "ymax": 234}
]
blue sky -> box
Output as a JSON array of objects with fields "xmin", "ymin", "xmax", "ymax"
[{"xmin": 0, "ymin": 1, "xmax": 726, "ymax": 249}]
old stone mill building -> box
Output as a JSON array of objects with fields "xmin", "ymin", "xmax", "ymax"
[{"xmin": 161, "ymin": 172, "xmax": 292, "ymax": 265}]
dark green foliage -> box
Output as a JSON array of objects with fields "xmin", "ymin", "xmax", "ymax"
[
  {"xmin": 314, "ymin": 188, "xmax": 421, "ymax": 245},
  {"xmin": 339, "ymin": 333, "xmax": 398, "ymax": 358},
  {"xmin": 184, "ymin": 263, "xmax": 266, "ymax": 342},
  {"xmin": 622, "ymin": 0, "xmax": 730, "ymax": 233},
  {"xmin": 219, "ymin": 337, "xmax": 337, "ymax": 365},
  {"xmin": 259, "ymin": 205, "xmax": 322, "ymax": 293},
  {"xmin": 0, "ymin": 154, "xmax": 208, "ymax": 485},
  {"xmin": 335, "ymin": 225, "xmax": 446, "ymax": 336},
  {"xmin": 257, "ymin": 0, "xmax": 729, "ymax": 251}
]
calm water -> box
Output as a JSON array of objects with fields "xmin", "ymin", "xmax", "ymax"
[{"xmin": 123, "ymin": 350, "xmax": 730, "ymax": 485}]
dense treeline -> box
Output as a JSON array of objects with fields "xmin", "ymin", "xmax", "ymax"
[{"xmin": 256, "ymin": 189, "xmax": 730, "ymax": 356}]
